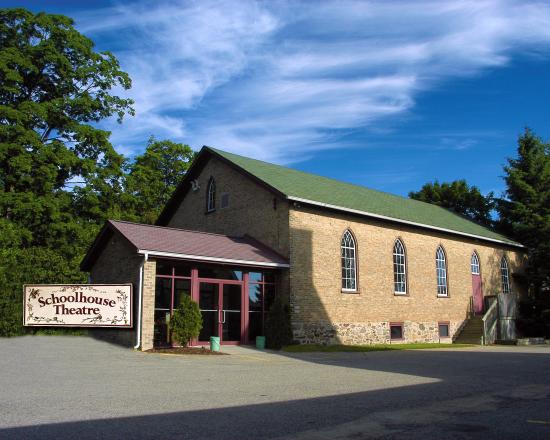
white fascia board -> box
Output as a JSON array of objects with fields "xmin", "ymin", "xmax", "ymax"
[
  {"xmin": 137, "ymin": 250, "xmax": 290, "ymax": 268},
  {"xmin": 287, "ymin": 196, "xmax": 525, "ymax": 249}
]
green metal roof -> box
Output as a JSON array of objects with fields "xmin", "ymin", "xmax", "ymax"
[{"xmin": 208, "ymin": 147, "xmax": 522, "ymax": 247}]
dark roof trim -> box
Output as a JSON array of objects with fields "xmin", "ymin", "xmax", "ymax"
[{"xmin": 156, "ymin": 146, "xmax": 285, "ymax": 226}]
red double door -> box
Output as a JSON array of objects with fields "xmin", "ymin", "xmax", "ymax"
[{"xmin": 195, "ymin": 281, "xmax": 245, "ymax": 345}]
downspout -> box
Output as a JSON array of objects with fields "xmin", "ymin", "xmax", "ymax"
[{"xmin": 134, "ymin": 252, "xmax": 148, "ymax": 350}]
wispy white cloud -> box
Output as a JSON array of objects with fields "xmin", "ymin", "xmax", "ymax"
[{"xmin": 75, "ymin": 0, "xmax": 550, "ymax": 162}]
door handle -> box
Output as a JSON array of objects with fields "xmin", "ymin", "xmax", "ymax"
[{"xmin": 221, "ymin": 310, "xmax": 226, "ymax": 324}]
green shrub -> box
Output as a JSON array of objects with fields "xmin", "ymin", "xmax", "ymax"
[
  {"xmin": 0, "ymin": 246, "xmax": 86, "ymax": 337},
  {"xmin": 0, "ymin": 299, "xmax": 24, "ymax": 337},
  {"xmin": 170, "ymin": 295, "xmax": 202, "ymax": 346},
  {"xmin": 265, "ymin": 294, "xmax": 293, "ymax": 349}
]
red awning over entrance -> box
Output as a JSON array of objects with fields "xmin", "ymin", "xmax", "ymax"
[{"xmin": 81, "ymin": 220, "xmax": 289, "ymax": 270}]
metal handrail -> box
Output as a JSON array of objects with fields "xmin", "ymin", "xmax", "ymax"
[
  {"xmin": 468, "ymin": 296, "xmax": 475, "ymax": 318},
  {"xmin": 481, "ymin": 297, "xmax": 499, "ymax": 345}
]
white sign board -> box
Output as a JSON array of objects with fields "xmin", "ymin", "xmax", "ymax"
[{"xmin": 23, "ymin": 284, "xmax": 132, "ymax": 327}]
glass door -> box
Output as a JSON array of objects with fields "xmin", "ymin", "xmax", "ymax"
[
  {"xmin": 222, "ymin": 284, "xmax": 242, "ymax": 342},
  {"xmin": 197, "ymin": 282, "xmax": 243, "ymax": 344},
  {"xmin": 198, "ymin": 282, "xmax": 219, "ymax": 342}
]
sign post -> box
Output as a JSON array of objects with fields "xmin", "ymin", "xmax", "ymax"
[{"xmin": 23, "ymin": 284, "xmax": 132, "ymax": 328}]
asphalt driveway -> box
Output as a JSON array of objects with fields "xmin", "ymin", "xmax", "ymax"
[{"xmin": 1, "ymin": 336, "xmax": 549, "ymax": 439}]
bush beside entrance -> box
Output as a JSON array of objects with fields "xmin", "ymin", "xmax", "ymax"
[{"xmin": 170, "ymin": 295, "xmax": 203, "ymax": 346}]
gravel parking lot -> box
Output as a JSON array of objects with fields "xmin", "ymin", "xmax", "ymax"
[{"xmin": 1, "ymin": 336, "xmax": 549, "ymax": 439}]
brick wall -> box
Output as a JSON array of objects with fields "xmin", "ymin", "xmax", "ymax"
[
  {"xmin": 166, "ymin": 156, "xmax": 290, "ymax": 257},
  {"xmin": 140, "ymin": 259, "xmax": 157, "ymax": 351},
  {"xmin": 289, "ymin": 204, "xmax": 527, "ymax": 344},
  {"xmin": 166, "ymin": 157, "xmax": 292, "ymax": 308},
  {"xmin": 89, "ymin": 235, "xmax": 143, "ymax": 347}
]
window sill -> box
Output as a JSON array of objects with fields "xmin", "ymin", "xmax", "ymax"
[
  {"xmin": 394, "ymin": 292, "xmax": 408, "ymax": 296},
  {"xmin": 437, "ymin": 294, "xmax": 450, "ymax": 298},
  {"xmin": 341, "ymin": 289, "xmax": 359, "ymax": 294},
  {"xmin": 205, "ymin": 209, "xmax": 216, "ymax": 215}
]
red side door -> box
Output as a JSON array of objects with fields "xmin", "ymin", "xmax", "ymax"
[{"xmin": 472, "ymin": 274, "xmax": 483, "ymax": 314}]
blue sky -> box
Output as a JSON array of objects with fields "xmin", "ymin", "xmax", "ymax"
[{"xmin": 9, "ymin": 0, "xmax": 550, "ymax": 197}]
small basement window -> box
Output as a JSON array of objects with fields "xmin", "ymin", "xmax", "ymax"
[
  {"xmin": 438, "ymin": 322, "xmax": 450, "ymax": 338},
  {"xmin": 390, "ymin": 323, "xmax": 403, "ymax": 341}
]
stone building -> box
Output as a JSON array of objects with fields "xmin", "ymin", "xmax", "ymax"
[{"xmin": 81, "ymin": 146, "xmax": 527, "ymax": 350}]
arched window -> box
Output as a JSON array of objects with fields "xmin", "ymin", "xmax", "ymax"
[
  {"xmin": 393, "ymin": 239, "xmax": 407, "ymax": 294},
  {"xmin": 500, "ymin": 257, "xmax": 510, "ymax": 294},
  {"xmin": 471, "ymin": 252, "xmax": 480, "ymax": 275},
  {"xmin": 436, "ymin": 246, "xmax": 448, "ymax": 296},
  {"xmin": 341, "ymin": 230, "xmax": 357, "ymax": 291},
  {"xmin": 207, "ymin": 177, "xmax": 216, "ymax": 212}
]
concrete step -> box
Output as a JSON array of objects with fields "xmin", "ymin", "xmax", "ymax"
[
  {"xmin": 460, "ymin": 328, "xmax": 483, "ymax": 333},
  {"xmin": 454, "ymin": 316, "xmax": 484, "ymax": 345},
  {"xmin": 455, "ymin": 339, "xmax": 482, "ymax": 345}
]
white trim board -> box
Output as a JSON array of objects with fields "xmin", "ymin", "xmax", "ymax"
[
  {"xmin": 287, "ymin": 196, "xmax": 524, "ymax": 249},
  {"xmin": 137, "ymin": 250, "xmax": 290, "ymax": 268}
]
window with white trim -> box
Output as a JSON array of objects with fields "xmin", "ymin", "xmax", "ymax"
[
  {"xmin": 471, "ymin": 252, "xmax": 480, "ymax": 275},
  {"xmin": 393, "ymin": 239, "xmax": 407, "ymax": 294},
  {"xmin": 207, "ymin": 177, "xmax": 216, "ymax": 212},
  {"xmin": 341, "ymin": 230, "xmax": 357, "ymax": 291},
  {"xmin": 436, "ymin": 246, "xmax": 448, "ymax": 296},
  {"xmin": 500, "ymin": 256, "xmax": 510, "ymax": 294}
]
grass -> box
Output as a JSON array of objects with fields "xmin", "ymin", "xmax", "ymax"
[{"xmin": 282, "ymin": 343, "xmax": 474, "ymax": 353}]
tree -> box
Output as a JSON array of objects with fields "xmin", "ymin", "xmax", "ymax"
[
  {"xmin": 497, "ymin": 128, "xmax": 550, "ymax": 295},
  {"xmin": 0, "ymin": 246, "xmax": 86, "ymax": 336},
  {"xmin": 170, "ymin": 295, "xmax": 203, "ymax": 347},
  {"xmin": 125, "ymin": 137, "xmax": 195, "ymax": 224},
  {"xmin": 409, "ymin": 180, "xmax": 495, "ymax": 227},
  {"xmin": 0, "ymin": 9, "xmax": 134, "ymax": 335},
  {"xmin": 0, "ymin": 8, "xmax": 134, "ymax": 244},
  {"xmin": 264, "ymin": 294, "xmax": 293, "ymax": 349}
]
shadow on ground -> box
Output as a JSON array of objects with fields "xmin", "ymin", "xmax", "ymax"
[{"xmin": 2, "ymin": 347, "xmax": 550, "ymax": 439}]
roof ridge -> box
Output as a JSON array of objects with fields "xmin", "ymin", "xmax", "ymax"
[
  {"xmin": 109, "ymin": 219, "xmax": 244, "ymax": 239},
  {"xmin": 206, "ymin": 146, "xmax": 510, "ymax": 242},
  {"xmin": 208, "ymin": 145, "xmax": 413, "ymax": 200}
]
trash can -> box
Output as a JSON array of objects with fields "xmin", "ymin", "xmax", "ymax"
[
  {"xmin": 210, "ymin": 336, "xmax": 220, "ymax": 352},
  {"xmin": 256, "ymin": 336, "xmax": 266, "ymax": 350}
]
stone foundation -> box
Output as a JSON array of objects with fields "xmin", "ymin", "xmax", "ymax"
[{"xmin": 292, "ymin": 320, "xmax": 463, "ymax": 345}]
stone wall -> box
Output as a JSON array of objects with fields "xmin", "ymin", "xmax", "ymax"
[
  {"xmin": 289, "ymin": 204, "xmax": 527, "ymax": 344},
  {"xmin": 88, "ymin": 234, "xmax": 142, "ymax": 347},
  {"xmin": 292, "ymin": 321, "xmax": 461, "ymax": 345}
]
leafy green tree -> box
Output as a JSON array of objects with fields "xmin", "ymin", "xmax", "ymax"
[
  {"xmin": 0, "ymin": 246, "xmax": 87, "ymax": 336},
  {"xmin": 409, "ymin": 179, "xmax": 495, "ymax": 227},
  {"xmin": 0, "ymin": 8, "xmax": 133, "ymax": 335},
  {"xmin": 0, "ymin": 9, "xmax": 133, "ymax": 242},
  {"xmin": 125, "ymin": 137, "xmax": 195, "ymax": 224},
  {"xmin": 170, "ymin": 295, "xmax": 203, "ymax": 346},
  {"xmin": 497, "ymin": 128, "xmax": 550, "ymax": 295}
]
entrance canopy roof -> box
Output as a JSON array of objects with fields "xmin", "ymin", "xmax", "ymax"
[{"xmin": 81, "ymin": 220, "xmax": 289, "ymax": 271}]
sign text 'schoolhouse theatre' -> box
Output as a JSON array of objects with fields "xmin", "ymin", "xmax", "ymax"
[{"xmin": 23, "ymin": 284, "xmax": 132, "ymax": 327}]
